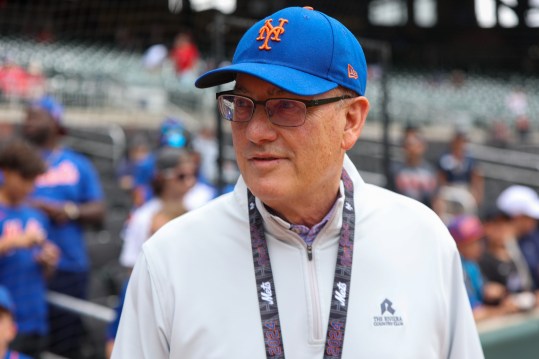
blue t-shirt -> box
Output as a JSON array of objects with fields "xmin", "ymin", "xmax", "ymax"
[
  {"xmin": 461, "ymin": 257, "xmax": 484, "ymax": 309},
  {"xmin": 117, "ymin": 154, "xmax": 155, "ymax": 205},
  {"xmin": 0, "ymin": 204, "xmax": 50, "ymax": 335},
  {"xmin": 128, "ymin": 154, "xmax": 155, "ymax": 208},
  {"xmin": 4, "ymin": 350, "xmax": 33, "ymax": 359},
  {"xmin": 31, "ymin": 148, "xmax": 104, "ymax": 272},
  {"xmin": 132, "ymin": 154, "xmax": 155, "ymax": 189}
]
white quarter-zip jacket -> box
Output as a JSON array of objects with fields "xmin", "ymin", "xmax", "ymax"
[{"xmin": 112, "ymin": 155, "xmax": 484, "ymax": 359}]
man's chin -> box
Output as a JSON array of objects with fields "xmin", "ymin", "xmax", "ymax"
[{"xmin": 247, "ymin": 181, "xmax": 288, "ymax": 204}]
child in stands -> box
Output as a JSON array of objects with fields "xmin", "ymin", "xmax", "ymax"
[{"xmin": 0, "ymin": 139, "xmax": 59, "ymax": 358}]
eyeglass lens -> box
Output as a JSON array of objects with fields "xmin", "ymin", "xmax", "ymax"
[{"xmin": 218, "ymin": 95, "xmax": 307, "ymax": 127}]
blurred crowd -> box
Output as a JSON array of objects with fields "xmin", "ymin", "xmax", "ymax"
[
  {"xmin": 0, "ymin": 93, "xmax": 227, "ymax": 359},
  {"xmin": 0, "ymin": 56, "xmax": 46, "ymax": 103},
  {"xmin": 388, "ymin": 124, "xmax": 539, "ymax": 323}
]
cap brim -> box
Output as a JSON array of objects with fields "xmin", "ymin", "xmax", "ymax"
[
  {"xmin": 526, "ymin": 202, "xmax": 539, "ymax": 219},
  {"xmin": 195, "ymin": 62, "xmax": 338, "ymax": 96}
]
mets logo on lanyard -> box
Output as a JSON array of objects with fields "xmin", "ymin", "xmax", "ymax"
[{"xmin": 256, "ymin": 18, "xmax": 289, "ymax": 50}]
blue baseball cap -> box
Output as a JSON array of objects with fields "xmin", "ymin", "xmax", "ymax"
[
  {"xmin": 29, "ymin": 95, "xmax": 66, "ymax": 134},
  {"xmin": 159, "ymin": 117, "xmax": 189, "ymax": 149},
  {"xmin": 195, "ymin": 6, "xmax": 367, "ymax": 96},
  {"xmin": 30, "ymin": 95, "xmax": 64, "ymax": 122},
  {"xmin": 0, "ymin": 286, "xmax": 14, "ymax": 313}
]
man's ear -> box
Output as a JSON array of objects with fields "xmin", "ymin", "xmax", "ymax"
[{"xmin": 342, "ymin": 96, "xmax": 369, "ymax": 151}]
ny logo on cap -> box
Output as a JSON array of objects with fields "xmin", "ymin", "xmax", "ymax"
[{"xmin": 256, "ymin": 18, "xmax": 289, "ymax": 51}]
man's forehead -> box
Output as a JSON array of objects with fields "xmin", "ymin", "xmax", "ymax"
[{"xmin": 234, "ymin": 74, "xmax": 288, "ymax": 97}]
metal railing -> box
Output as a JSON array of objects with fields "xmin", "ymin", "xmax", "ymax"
[{"xmin": 47, "ymin": 291, "xmax": 115, "ymax": 323}]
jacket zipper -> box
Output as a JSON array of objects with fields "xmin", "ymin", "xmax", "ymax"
[{"xmin": 306, "ymin": 244, "xmax": 323, "ymax": 340}]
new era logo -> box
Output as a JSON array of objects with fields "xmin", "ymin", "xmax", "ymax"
[{"xmin": 348, "ymin": 64, "xmax": 358, "ymax": 79}]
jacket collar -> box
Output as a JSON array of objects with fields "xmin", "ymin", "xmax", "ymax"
[{"xmin": 233, "ymin": 155, "xmax": 366, "ymax": 247}]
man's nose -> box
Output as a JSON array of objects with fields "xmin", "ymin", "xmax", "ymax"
[{"xmin": 245, "ymin": 104, "xmax": 278, "ymax": 144}]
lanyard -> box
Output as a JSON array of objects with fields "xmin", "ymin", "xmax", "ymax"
[{"xmin": 248, "ymin": 169, "xmax": 356, "ymax": 359}]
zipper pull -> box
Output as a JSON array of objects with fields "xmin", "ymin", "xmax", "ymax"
[{"xmin": 307, "ymin": 245, "xmax": 313, "ymax": 261}]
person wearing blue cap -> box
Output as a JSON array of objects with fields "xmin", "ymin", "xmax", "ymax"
[
  {"xmin": 22, "ymin": 96, "xmax": 105, "ymax": 358},
  {"xmin": 113, "ymin": 7, "xmax": 483, "ymax": 359}
]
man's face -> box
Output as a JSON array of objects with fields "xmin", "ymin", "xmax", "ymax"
[
  {"xmin": 403, "ymin": 133, "xmax": 425, "ymax": 159},
  {"xmin": 231, "ymin": 74, "xmax": 365, "ymax": 210},
  {"xmin": 22, "ymin": 108, "xmax": 56, "ymax": 146},
  {"xmin": 451, "ymin": 135, "xmax": 468, "ymax": 156},
  {"xmin": 1, "ymin": 170, "xmax": 37, "ymax": 205},
  {"xmin": 458, "ymin": 239, "xmax": 483, "ymax": 261},
  {"xmin": 514, "ymin": 215, "xmax": 538, "ymax": 236},
  {"xmin": 483, "ymin": 220, "xmax": 514, "ymax": 245},
  {"xmin": 164, "ymin": 161, "xmax": 197, "ymax": 198}
]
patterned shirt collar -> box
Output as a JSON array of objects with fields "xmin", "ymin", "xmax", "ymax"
[{"xmin": 288, "ymin": 195, "xmax": 340, "ymax": 246}]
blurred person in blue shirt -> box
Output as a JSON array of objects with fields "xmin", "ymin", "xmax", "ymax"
[
  {"xmin": 0, "ymin": 139, "xmax": 59, "ymax": 359},
  {"xmin": 21, "ymin": 95, "xmax": 105, "ymax": 358},
  {"xmin": 0, "ymin": 286, "xmax": 33, "ymax": 359}
]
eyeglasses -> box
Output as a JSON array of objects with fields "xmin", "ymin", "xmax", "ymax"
[{"xmin": 216, "ymin": 90, "xmax": 356, "ymax": 127}]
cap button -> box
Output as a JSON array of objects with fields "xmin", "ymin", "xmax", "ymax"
[{"xmin": 303, "ymin": 6, "xmax": 314, "ymax": 10}]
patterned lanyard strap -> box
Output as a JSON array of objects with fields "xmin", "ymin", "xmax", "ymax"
[{"xmin": 248, "ymin": 169, "xmax": 356, "ymax": 359}]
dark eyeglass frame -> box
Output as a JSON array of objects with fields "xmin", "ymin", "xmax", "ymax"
[{"xmin": 216, "ymin": 90, "xmax": 356, "ymax": 127}]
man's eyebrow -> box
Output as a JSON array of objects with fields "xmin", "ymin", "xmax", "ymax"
[{"xmin": 233, "ymin": 85, "xmax": 247, "ymax": 94}]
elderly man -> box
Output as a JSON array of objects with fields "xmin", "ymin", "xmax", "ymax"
[{"xmin": 112, "ymin": 7, "xmax": 483, "ymax": 359}]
